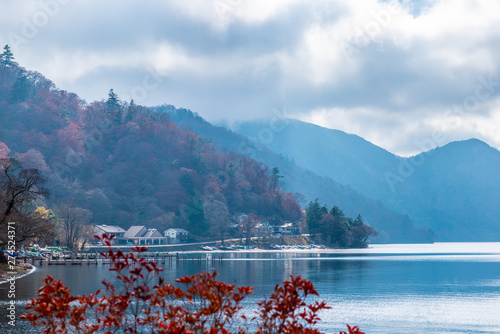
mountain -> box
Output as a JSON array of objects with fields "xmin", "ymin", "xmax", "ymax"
[
  {"xmin": 0, "ymin": 63, "xmax": 303, "ymax": 237},
  {"xmin": 397, "ymin": 139, "xmax": 500, "ymax": 240},
  {"xmin": 235, "ymin": 119, "xmax": 500, "ymax": 241},
  {"xmin": 235, "ymin": 119, "xmax": 401, "ymax": 203},
  {"xmin": 159, "ymin": 106, "xmax": 434, "ymax": 243}
]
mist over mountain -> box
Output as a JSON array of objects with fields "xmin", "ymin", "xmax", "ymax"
[
  {"xmin": 235, "ymin": 119, "xmax": 500, "ymax": 241},
  {"xmin": 160, "ymin": 106, "xmax": 433, "ymax": 243}
]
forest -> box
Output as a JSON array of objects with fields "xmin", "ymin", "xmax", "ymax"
[{"xmin": 0, "ymin": 45, "xmax": 312, "ymax": 248}]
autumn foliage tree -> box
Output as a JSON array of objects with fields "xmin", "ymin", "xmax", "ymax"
[{"xmin": 22, "ymin": 234, "xmax": 364, "ymax": 334}]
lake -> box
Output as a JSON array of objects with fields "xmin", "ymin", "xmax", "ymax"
[{"xmin": 1, "ymin": 242, "xmax": 499, "ymax": 333}]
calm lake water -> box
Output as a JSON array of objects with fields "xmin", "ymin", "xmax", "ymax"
[{"xmin": 1, "ymin": 242, "xmax": 500, "ymax": 333}]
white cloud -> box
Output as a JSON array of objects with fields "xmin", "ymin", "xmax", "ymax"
[{"xmin": 1, "ymin": 0, "xmax": 499, "ymax": 154}]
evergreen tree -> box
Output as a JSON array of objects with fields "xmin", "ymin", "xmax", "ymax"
[
  {"xmin": 106, "ymin": 89, "xmax": 120, "ymax": 109},
  {"xmin": 10, "ymin": 72, "xmax": 32, "ymax": 103},
  {"xmin": 106, "ymin": 89, "xmax": 122, "ymax": 125},
  {"xmin": 270, "ymin": 167, "xmax": 284, "ymax": 192},
  {"xmin": 122, "ymin": 99, "xmax": 137, "ymax": 124},
  {"xmin": 305, "ymin": 199, "xmax": 327, "ymax": 235},
  {"xmin": 1, "ymin": 45, "xmax": 16, "ymax": 67},
  {"xmin": 330, "ymin": 206, "xmax": 344, "ymax": 218},
  {"xmin": 185, "ymin": 197, "xmax": 206, "ymax": 236},
  {"xmin": 352, "ymin": 214, "xmax": 364, "ymax": 227}
]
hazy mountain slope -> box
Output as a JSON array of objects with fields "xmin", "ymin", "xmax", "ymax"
[
  {"xmin": 159, "ymin": 106, "xmax": 433, "ymax": 243},
  {"xmin": 235, "ymin": 119, "xmax": 402, "ymax": 202},
  {"xmin": 235, "ymin": 119, "xmax": 500, "ymax": 241},
  {"xmin": 397, "ymin": 139, "xmax": 500, "ymax": 240}
]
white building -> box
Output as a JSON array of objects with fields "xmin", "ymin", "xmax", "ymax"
[
  {"xmin": 94, "ymin": 225, "xmax": 126, "ymax": 244},
  {"xmin": 164, "ymin": 228, "xmax": 189, "ymax": 244},
  {"xmin": 123, "ymin": 226, "xmax": 167, "ymax": 245}
]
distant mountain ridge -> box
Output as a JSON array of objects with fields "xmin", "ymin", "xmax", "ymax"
[
  {"xmin": 234, "ymin": 119, "xmax": 402, "ymax": 202},
  {"xmin": 159, "ymin": 106, "xmax": 434, "ymax": 243},
  {"xmin": 235, "ymin": 119, "xmax": 500, "ymax": 241}
]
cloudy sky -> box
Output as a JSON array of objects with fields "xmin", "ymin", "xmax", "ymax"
[{"xmin": 1, "ymin": 0, "xmax": 499, "ymax": 156}]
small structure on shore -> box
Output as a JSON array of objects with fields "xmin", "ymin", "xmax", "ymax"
[
  {"xmin": 94, "ymin": 225, "xmax": 126, "ymax": 244},
  {"xmin": 123, "ymin": 226, "xmax": 167, "ymax": 245},
  {"xmin": 164, "ymin": 228, "xmax": 189, "ymax": 244}
]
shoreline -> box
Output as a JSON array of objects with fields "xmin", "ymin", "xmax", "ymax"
[{"xmin": 0, "ymin": 263, "xmax": 36, "ymax": 285}]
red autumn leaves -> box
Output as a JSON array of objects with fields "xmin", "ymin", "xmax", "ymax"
[{"xmin": 22, "ymin": 234, "xmax": 364, "ymax": 334}]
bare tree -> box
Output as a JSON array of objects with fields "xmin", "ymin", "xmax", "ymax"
[
  {"xmin": 204, "ymin": 200, "xmax": 231, "ymax": 245},
  {"xmin": 239, "ymin": 214, "xmax": 259, "ymax": 245},
  {"xmin": 54, "ymin": 202, "xmax": 92, "ymax": 251},
  {"xmin": 0, "ymin": 158, "xmax": 49, "ymax": 223},
  {"xmin": 0, "ymin": 158, "xmax": 50, "ymax": 250}
]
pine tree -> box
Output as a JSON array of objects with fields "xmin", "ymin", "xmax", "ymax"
[
  {"xmin": 10, "ymin": 72, "xmax": 32, "ymax": 103},
  {"xmin": 1, "ymin": 45, "xmax": 16, "ymax": 67},
  {"xmin": 106, "ymin": 89, "xmax": 120, "ymax": 109},
  {"xmin": 106, "ymin": 89, "xmax": 122, "ymax": 125},
  {"xmin": 305, "ymin": 199, "xmax": 328, "ymax": 235},
  {"xmin": 123, "ymin": 99, "xmax": 137, "ymax": 123},
  {"xmin": 270, "ymin": 167, "xmax": 284, "ymax": 192}
]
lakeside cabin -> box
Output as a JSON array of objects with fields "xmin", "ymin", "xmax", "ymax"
[
  {"xmin": 123, "ymin": 226, "xmax": 167, "ymax": 245},
  {"xmin": 94, "ymin": 225, "xmax": 126, "ymax": 245},
  {"xmin": 164, "ymin": 228, "xmax": 189, "ymax": 244}
]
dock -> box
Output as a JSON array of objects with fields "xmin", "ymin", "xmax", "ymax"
[{"xmin": 15, "ymin": 251, "xmax": 224, "ymax": 267}]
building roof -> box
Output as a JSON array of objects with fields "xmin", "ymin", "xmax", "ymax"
[
  {"xmin": 95, "ymin": 225, "xmax": 126, "ymax": 234},
  {"xmin": 124, "ymin": 226, "xmax": 148, "ymax": 238},
  {"xmin": 143, "ymin": 229, "xmax": 163, "ymax": 238},
  {"xmin": 165, "ymin": 228, "xmax": 189, "ymax": 234}
]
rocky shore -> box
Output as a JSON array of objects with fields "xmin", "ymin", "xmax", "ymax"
[{"xmin": 0, "ymin": 262, "xmax": 35, "ymax": 284}]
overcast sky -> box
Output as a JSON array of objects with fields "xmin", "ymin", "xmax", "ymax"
[{"xmin": 1, "ymin": 0, "xmax": 499, "ymax": 156}]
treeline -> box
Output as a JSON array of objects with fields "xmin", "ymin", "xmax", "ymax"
[
  {"xmin": 0, "ymin": 45, "xmax": 303, "ymax": 244},
  {"xmin": 306, "ymin": 199, "xmax": 377, "ymax": 248}
]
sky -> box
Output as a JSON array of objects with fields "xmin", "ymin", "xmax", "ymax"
[{"xmin": 1, "ymin": 0, "xmax": 499, "ymax": 156}]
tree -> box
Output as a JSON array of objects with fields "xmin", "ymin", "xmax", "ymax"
[
  {"xmin": 53, "ymin": 202, "xmax": 92, "ymax": 251},
  {"xmin": 106, "ymin": 88, "xmax": 122, "ymax": 125},
  {"xmin": 0, "ymin": 158, "xmax": 49, "ymax": 226},
  {"xmin": 106, "ymin": 88, "xmax": 120, "ymax": 109},
  {"xmin": 239, "ymin": 213, "xmax": 259, "ymax": 245},
  {"xmin": 330, "ymin": 206, "xmax": 345, "ymax": 218},
  {"xmin": 350, "ymin": 224, "xmax": 378, "ymax": 248},
  {"xmin": 204, "ymin": 199, "xmax": 231, "ymax": 245},
  {"xmin": 123, "ymin": 99, "xmax": 137, "ymax": 123},
  {"xmin": 305, "ymin": 199, "xmax": 327, "ymax": 235},
  {"xmin": 352, "ymin": 214, "xmax": 363, "ymax": 227},
  {"xmin": 10, "ymin": 72, "xmax": 33, "ymax": 103},
  {"xmin": 320, "ymin": 213, "xmax": 351, "ymax": 248},
  {"xmin": 0, "ymin": 204, "xmax": 55, "ymax": 251},
  {"xmin": 1, "ymin": 45, "xmax": 16, "ymax": 67},
  {"xmin": 270, "ymin": 167, "xmax": 283, "ymax": 192},
  {"xmin": 184, "ymin": 196, "xmax": 206, "ymax": 236}
]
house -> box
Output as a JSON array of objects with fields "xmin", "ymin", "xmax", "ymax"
[
  {"xmin": 123, "ymin": 226, "xmax": 167, "ymax": 245},
  {"xmin": 164, "ymin": 228, "xmax": 189, "ymax": 244},
  {"xmin": 94, "ymin": 225, "xmax": 126, "ymax": 244},
  {"xmin": 278, "ymin": 222, "xmax": 299, "ymax": 236},
  {"xmin": 254, "ymin": 222, "xmax": 273, "ymax": 237}
]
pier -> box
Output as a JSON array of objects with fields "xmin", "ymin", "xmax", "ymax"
[{"xmin": 15, "ymin": 251, "xmax": 224, "ymax": 267}]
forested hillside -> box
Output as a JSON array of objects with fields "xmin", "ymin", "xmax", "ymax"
[
  {"xmin": 0, "ymin": 56, "xmax": 302, "ymax": 238},
  {"xmin": 161, "ymin": 106, "xmax": 434, "ymax": 243}
]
